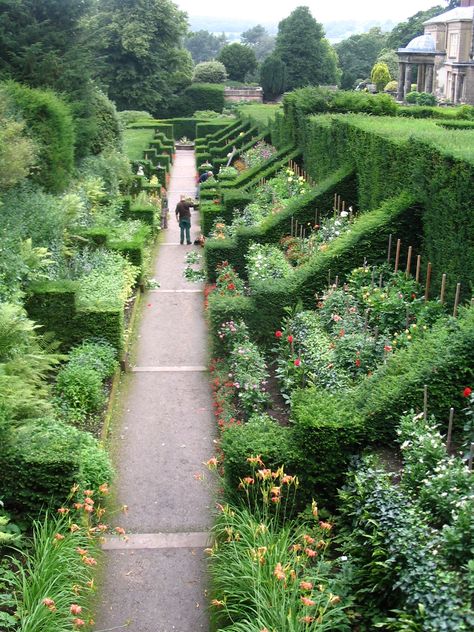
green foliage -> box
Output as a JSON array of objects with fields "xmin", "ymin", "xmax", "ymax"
[
  {"xmin": 123, "ymin": 128, "xmax": 156, "ymax": 161},
  {"xmin": 217, "ymin": 43, "xmax": 257, "ymax": 82},
  {"xmin": 241, "ymin": 24, "xmax": 276, "ymax": 62},
  {"xmin": 93, "ymin": 0, "xmax": 192, "ymax": 113},
  {"xmin": 2, "ymin": 81, "xmax": 75, "ymax": 193},
  {"xmin": 406, "ymin": 91, "xmax": 437, "ymax": 106},
  {"xmin": 185, "ymin": 30, "xmax": 227, "ymax": 64},
  {"xmin": 85, "ymin": 89, "xmax": 122, "ymax": 156},
  {"xmin": 192, "ymin": 61, "xmax": 227, "ymax": 84},
  {"xmin": 67, "ymin": 340, "xmax": 118, "ymax": 379},
  {"xmin": 0, "ymin": 418, "xmax": 113, "ymax": 515},
  {"xmin": 275, "ymin": 6, "xmax": 338, "ymax": 89},
  {"xmin": 0, "ymin": 89, "xmax": 37, "ymax": 191},
  {"xmin": 183, "ymin": 83, "xmax": 225, "ymax": 114},
  {"xmin": 221, "ymin": 414, "xmax": 295, "ymax": 492},
  {"xmin": 386, "ymin": 6, "xmax": 446, "ymax": 49},
  {"xmin": 335, "ymin": 27, "xmax": 389, "ymax": 89},
  {"xmin": 209, "ymin": 483, "xmax": 351, "ymax": 630},
  {"xmin": 260, "ymin": 55, "xmax": 287, "ymax": 101},
  {"xmin": 371, "ymin": 62, "xmax": 391, "ymax": 92},
  {"xmin": 338, "ymin": 452, "xmax": 474, "ymax": 630},
  {"xmin": 6, "ymin": 513, "xmax": 97, "ymax": 632},
  {"xmin": 55, "ymin": 364, "xmax": 105, "ymax": 415}
]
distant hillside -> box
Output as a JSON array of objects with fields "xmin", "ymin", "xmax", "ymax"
[{"xmin": 188, "ymin": 15, "xmax": 396, "ymax": 43}]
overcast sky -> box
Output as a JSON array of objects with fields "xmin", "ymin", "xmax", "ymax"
[{"xmin": 176, "ymin": 0, "xmax": 444, "ymax": 24}]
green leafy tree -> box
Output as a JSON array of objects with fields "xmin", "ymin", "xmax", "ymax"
[
  {"xmin": 274, "ymin": 6, "xmax": 339, "ymax": 89},
  {"xmin": 185, "ymin": 30, "xmax": 227, "ymax": 63},
  {"xmin": 93, "ymin": 0, "xmax": 192, "ymax": 113},
  {"xmin": 386, "ymin": 6, "xmax": 445, "ymax": 49},
  {"xmin": 217, "ymin": 43, "xmax": 257, "ymax": 82},
  {"xmin": 335, "ymin": 27, "xmax": 388, "ymax": 90},
  {"xmin": 260, "ymin": 55, "xmax": 287, "ymax": 100},
  {"xmin": 192, "ymin": 61, "xmax": 227, "ymax": 84},
  {"xmin": 376, "ymin": 48, "xmax": 399, "ymax": 81},
  {"xmin": 241, "ymin": 25, "xmax": 276, "ymax": 62},
  {"xmin": 371, "ymin": 62, "xmax": 391, "ymax": 92}
]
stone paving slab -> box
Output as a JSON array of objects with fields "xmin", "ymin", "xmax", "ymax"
[
  {"xmin": 113, "ymin": 366, "xmax": 214, "ymax": 534},
  {"xmin": 135, "ymin": 292, "xmax": 207, "ymax": 367},
  {"xmin": 95, "ymin": 548, "xmax": 209, "ymax": 632}
]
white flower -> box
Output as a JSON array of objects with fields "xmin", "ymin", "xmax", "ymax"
[{"xmin": 340, "ymin": 210, "xmax": 348, "ymax": 218}]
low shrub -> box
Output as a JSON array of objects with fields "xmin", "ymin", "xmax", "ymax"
[
  {"xmin": 55, "ymin": 364, "xmax": 105, "ymax": 415},
  {"xmin": 67, "ymin": 340, "xmax": 118, "ymax": 379}
]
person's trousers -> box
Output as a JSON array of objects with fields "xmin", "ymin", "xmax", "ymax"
[{"xmin": 179, "ymin": 219, "xmax": 191, "ymax": 244}]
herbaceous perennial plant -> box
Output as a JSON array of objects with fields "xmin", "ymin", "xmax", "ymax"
[{"xmin": 208, "ymin": 460, "xmax": 351, "ymax": 631}]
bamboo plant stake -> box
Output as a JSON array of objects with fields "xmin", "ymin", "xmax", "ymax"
[
  {"xmin": 415, "ymin": 255, "xmax": 421, "ymax": 283},
  {"xmin": 440, "ymin": 273, "xmax": 447, "ymax": 305},
  {"xmin": 394, "ymin": 239, "xmax": 401, "ymax": 273},
  {"xmin": 424, "ymin": 262, "xmax": 432, "ymax": 302},
  {"xmin": 446, "ymin": 407, "xmax": 454, "ymax": 452},
  {"xmin": 405, "ymin": 246, "xmax": 412, "ymax": 278},
  {"xmin": 387, "ymin": 234, "xmax": 392, "ymax": 263},
  {"xmin": 469, "ymin": 443, "xmax": 474, "ymax": 472},
  {"xmin": 453, "ymin": 282, "xmax": 461, "ymax": 317},
  {"xmin": 423, "ymin": 384, "xmax": 428, "ymax": 421},
  {"xmin": 291, "ymin": 216, "xmax": 294, "ymax": 237}
]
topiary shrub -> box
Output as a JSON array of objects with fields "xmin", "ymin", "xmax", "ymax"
[
  {"xmin": 192, "ymin": 61, "xmax": 228, "ymax": 84},
  {"xmin": 0, "ymin": 418, "xmax": 113, "ymax": 515},
  {"xmin": 87, "ymin": 90, "xmax": 122, "ymax": 155},
  {"xmin": 183, "ymin": 83, "xmax": 225, "ymax": 114}
]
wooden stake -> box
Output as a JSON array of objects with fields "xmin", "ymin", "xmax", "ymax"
[
  {"xmin": 424, "ymin": 262, "xmax": 432, "ymax": 302},
  {"xmin": 291, "ymin": 216, "xmax": 294, "ymax": 237},
  {"xmin": 415, "ymin": 255, "xmax": 421, "ymax": 283},
  {"xmin": 328, "ymin": 269, "xmax": 331, "ymax": 286},
  {"xmin": 371, "ymin": 266, "xmax": 375, "ymax": 289},
  {"xmin": 394, "ymin": 239, "xmax": 401, "ymax": 273},
  {"xmin": 342, "ymin": 200, "xmax": 345, "ymax": 214},
  {"xmin": 446, "ymin": 407, "xmax": 454, "ymax": 452},
  {"xmin": 469, "ymin": 442, "xmax": 474, "ymax": 472},
  {"xmin": 333, "ymin": 193, "xmax": 337, "ymax": 211},
  {"xmin": 335, "ymin": 275, "xmax": 339, "ymax": 288},
  {"xmin": 379, "ymin": 273, "xmax": 383, "ymax": 289},
  {"xmin": 337, "ymin": 195, "xmax": 341, "ymax": 212},
  {"xmin": 453, "ymin": 282, "xmax": 461, "ymax": 317},
  {"xmin": 387, "ymin": 234, "xmax": 392, "ymax": 263},
  {"xmin": 423, "ymin": 384, "xmax": 428, "ymax": 421},
  {"xmin": 300, "ymin": 225, "xmax": 303, "ymax": 238},
  {"xmin": 440, "ymin": 273, "xmax": 446, "ymax": 304},
  {"xmin": 405, "ymin": 246, "xmax": 412, "ymax": 278}
]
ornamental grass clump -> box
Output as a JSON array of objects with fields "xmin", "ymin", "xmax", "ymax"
[{"xmin": 208, "ymin": 463, "xmax": 351, "ymax": 631}]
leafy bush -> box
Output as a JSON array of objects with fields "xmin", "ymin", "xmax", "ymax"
[
  {"xmin": 55, "ymin": 364, "xmax": 105, "ymax": 415},
  {"xmin": 183, "ymin": 83, "xmax": 225, "ymax": 114},
  {"xmin": 192, "ymin": 61, "xmax": 228, "ymax": 84},
  {"xmin": 118, "ymin": 110, "xmax": 153, "ymax": 125},
  {"xmin": 67, "ymin": 340, "xmax": 118, "ymax": 380}
]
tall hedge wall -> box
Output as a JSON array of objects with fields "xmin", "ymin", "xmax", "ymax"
[
  {"xmin": 268, "ymin": 112, "xmax": 474, "ymax": 301},
  {"xmin": 3, "ymin": 80, "xmax": 75, "ymax": 193}
]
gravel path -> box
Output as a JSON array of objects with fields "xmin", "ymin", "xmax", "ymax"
[{"xmin": 94, "ymin": 150, "xmax": 214, "ymax": 632}]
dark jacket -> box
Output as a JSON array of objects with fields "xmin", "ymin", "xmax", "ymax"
[{"xmin": 175, "ymin": 200, "xmax": 193, "ymax": 221}]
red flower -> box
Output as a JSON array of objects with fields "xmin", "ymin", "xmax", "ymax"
[
  {"xmin": 355, "ymin": 358, "xmax": 361, "ymax": 368},
  {"xmin": 227, "ymin": 283, "xmax": 235, "ymax": 291},
  {"xmin": 275, "ymin": 330, "xmax": 283, "ymax": 338},
  {"xmin": 287, "ymin": 335, "xmax": 294, "ymax": 343},
  {"xmin": 294, "ymin": 358, "xmax": 301, "ymax": 367},
  {"xmin": 463, "ymin": 387, "xmax": 472, "ymax": 397}
]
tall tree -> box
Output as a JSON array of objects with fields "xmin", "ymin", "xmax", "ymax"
[
  {"xmin": 260, "ymin": 55, "xmax": 287, "ymax": 100},
  {"xmin": 386, "ymin": 6, "xmax": 445, "ymax": 49},
  {"xmin": 274, "ymin": 6, "xmax": 338, "ymax": 90},
  {"xmin": 335, "ymin": 27, "xmax": 388, "ymax": 90},
  {"xmin": 217, "ymin": 43, "xmax": 257, "ymax": 82},
  {"xmin": 185, "ymin": 30, "xmax": 227, "ymax": 64},
  {"xmin": 0, "ymin": 0, "xmax": 95, "ymax": 97},
  {"xmin": 241, "ymin": 25, "xmax": 276, "ymax": 62},
  {"xmin": 93, "ymin": 0, "xmax": 192, "ymax": 113}
]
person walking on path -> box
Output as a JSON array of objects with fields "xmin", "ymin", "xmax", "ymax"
[{"xmin": 175, "ymin": 194, "xmax": 194, "ymax": 244}]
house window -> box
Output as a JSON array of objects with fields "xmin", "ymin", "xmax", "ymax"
[{"xmin": 448, "ymin": 32, "xmax": 459, "ymax": 58}]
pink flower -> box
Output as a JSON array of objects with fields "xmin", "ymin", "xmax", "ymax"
[
  {"xmin": 294, "ymin": 358, "xmax": 301, "ymax": 367},
  {"xmin": 287, "ymin": 335, "xmax": 294, "ymax": 343},
  {"xmin": 42, "ymin": 598, "xmax": 56, "ymax": 611},
  {"xmin": 275, "ymin": 330, "xmax": 283, "ymax": 338},
  {"xmin": 300, "ymin": 580, "xmax": 314, "ymax": 591},
  {"xmin": 72, "ymin": 618, "xmax": 85, "ymax": 627},
  {"xmin": 463, "ymin": 387, "xmax": 472, "ymax": 397},
  {"xmin": 301, "ymin": 596, "xmax": 316, "ymax": 606},
  {"xmin": 70, "ymin": 604, "xmax": 82, "ymax": 615}
]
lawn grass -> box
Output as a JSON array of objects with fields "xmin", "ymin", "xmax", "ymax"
[
  {"xmin": 123, "ymin": 128, "xmax": 156, "ymax": 161},
  {"xmin": 237, "ymin": 104, "xmax": 282, "ymax": 132}
]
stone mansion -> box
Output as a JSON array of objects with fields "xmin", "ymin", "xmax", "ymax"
[{"xmin": 397, "ymin": 0, "xmax": 474, "ymax": 104}]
